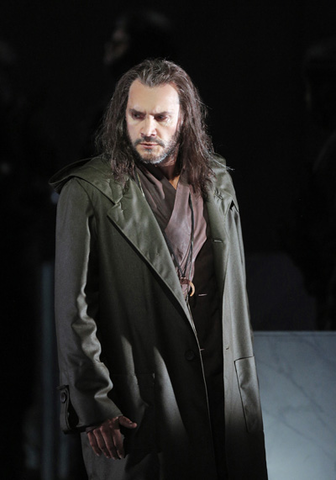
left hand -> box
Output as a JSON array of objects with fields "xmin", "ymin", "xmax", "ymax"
[{"xmin": 87, "ymin": 415, "xmax": 137, "ymax": 459}]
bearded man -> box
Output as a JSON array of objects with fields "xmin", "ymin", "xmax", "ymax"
[{"xmin": 50, "ymin": 58, "xmax": 268, "ymax": 480}]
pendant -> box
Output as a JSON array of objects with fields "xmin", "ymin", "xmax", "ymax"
[
  {"xmin": 180, "ymin": 278, "xmax": 195, "ymax": 297},
  {"xmin": 188, "ymin": 280, "xmax": 195, "ymax": 297}
]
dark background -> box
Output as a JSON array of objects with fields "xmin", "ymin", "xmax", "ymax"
[
  {"xmin": 2, "ymin": 0, "xmax": 335, "ymax": 251},
  {"xmin": 2, "ymin": 0, "xmax": 336, "ymax": 332},
  {"xmin": 0, "ymin": 0, "xmax": 336, "ymax": 249},
  {"xmin": 1, "ymin": 1, "xmax": 336, "ymax": 477}
]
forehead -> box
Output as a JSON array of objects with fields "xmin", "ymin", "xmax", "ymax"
[{"xmin": 127, "ymin": 80, "xmax": 180, "ymax": 113}]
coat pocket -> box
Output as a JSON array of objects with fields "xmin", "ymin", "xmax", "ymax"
[{"xmin": 234, "ymin": 356, "xmax": 264, "ymax": 433}]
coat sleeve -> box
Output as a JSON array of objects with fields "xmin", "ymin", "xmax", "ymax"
[{"xmin": 54, "ymin": 178, "xmax": 122, "ymax": 433}]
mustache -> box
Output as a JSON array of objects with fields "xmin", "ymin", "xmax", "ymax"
[{"xmin": 134, "ymin": 137, "xmax": 165, "ymax": 147}]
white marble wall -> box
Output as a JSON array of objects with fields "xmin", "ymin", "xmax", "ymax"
[{"xmin": 254, "ymin": 332, "xmax": 336, "ymax": 480}]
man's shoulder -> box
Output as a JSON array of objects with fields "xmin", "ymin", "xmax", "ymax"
[
  {"xmin": 210, "ymin": 154, "xmax": 228, "ymax": 177},
  {"xmin": 210, "ymin": 155, "xmax": 238, "ymax": 205},
  {"xmin": 49, "ymin": 156, "xmax": 115, "ymax": 194}
]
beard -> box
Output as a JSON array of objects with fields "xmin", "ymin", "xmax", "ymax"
[{"xmin": 128, "ymin": 129, "xmax": 181, "ymax": 166}]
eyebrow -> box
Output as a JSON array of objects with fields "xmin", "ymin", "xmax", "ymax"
[{"xmin": 129, "ymin": 108, "xmax": 172, "ymax": 116}]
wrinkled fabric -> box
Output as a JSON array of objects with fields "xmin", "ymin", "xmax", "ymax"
[
  {"xmin": 50, "ymin": 155, "xmax": 268, "ymax": 480},
  {"xmin": 137, "ymin": 165, "xmax": 207, "ymax": 296}
]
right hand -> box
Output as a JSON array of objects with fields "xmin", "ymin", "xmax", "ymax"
[{"xmin": 87, "ymin": 415, "xmax": 137, "ymax": 459}]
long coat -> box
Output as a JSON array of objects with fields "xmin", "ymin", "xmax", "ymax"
[{"xmin": 50, "ymin": 156, "xmax": 268, "ymax": 480}]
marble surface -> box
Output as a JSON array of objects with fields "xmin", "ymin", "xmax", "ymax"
[{"xmin": 254, "ymin": 332, "xmax": 336, "ymax": 480}]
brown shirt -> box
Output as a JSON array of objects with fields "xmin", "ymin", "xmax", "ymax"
[
  {"xmin": 136, "ymin": 164, "xmax": 205, "ymax": 295},
  {"xmin": 136, "ymin": 164, "xmax": 223, "ymax": 381}
]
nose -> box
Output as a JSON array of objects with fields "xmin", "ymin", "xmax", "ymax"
[{"xmin": 141, "ymin": 116, "xmax": 156, "ymax": 138}]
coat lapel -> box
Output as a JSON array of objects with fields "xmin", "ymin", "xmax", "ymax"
[
  {"xmin": 106, "ymin": 175, "xmax": 234, "ymax": 323},
  {"xmin": 107, "ymin": 179, "xmax": 191, "ymax": 320}
]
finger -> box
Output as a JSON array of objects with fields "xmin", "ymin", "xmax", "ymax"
[
  {"xmin": 90, "ymin": 428, "xmax": 117, "ymax": 459},
  {"xmin": 117, "ymin": 416, "xmax": 137, "ymax": 429},
  {"xmin": 100, "ymin": 428, "xmax": 119, "ymax": 460},
  {"xmin": 110, "ymin": 416, "xmax": 137, "ymax": 459},
  {"xmin": 87, "ymin": 430, "xmax": 102, "ymax": 457},
  {"xmin": 111, "ymin": 427, "xmax": 125, "ymax": 459}
]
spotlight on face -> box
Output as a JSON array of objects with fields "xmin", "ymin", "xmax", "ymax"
[{"xmin": 126, "ymin": 80, "xmax": 182, "ymax": 166}]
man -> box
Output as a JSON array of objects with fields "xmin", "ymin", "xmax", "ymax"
[{"xmin": 50, "ymin": 59, "xmax": 268, "ymax": 480}]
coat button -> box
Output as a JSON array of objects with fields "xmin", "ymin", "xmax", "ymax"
[
  {"xmin": 185, "ymin": 350, "xmax": 195, "ymax": 361},
  {"xmin": 60, "ymin": 391, "xmax": 68, "ymax": 403}
]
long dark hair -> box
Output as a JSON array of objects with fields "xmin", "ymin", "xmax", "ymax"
[{"xmin": 96, "ymin": 58, "xmax": 215, "ymax": 196}]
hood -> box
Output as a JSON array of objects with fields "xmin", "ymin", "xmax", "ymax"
[
  {"xmin": 210, "ymin": 155, "xmax": 238, "ymax": 209},
  {"xmin": 49, "ymin": 156, "xmax": 116, "ymax": 195}
]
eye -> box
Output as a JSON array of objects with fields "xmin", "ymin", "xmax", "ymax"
[
  {"xmin": 155, "ymin": 114, "xmax": 168, "ymax": 122},
  {"xmin": 130, "ymin": 111, "xmax": 144, "ymax": 120}
]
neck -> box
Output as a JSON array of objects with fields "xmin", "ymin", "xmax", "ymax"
[
  {"xmin": 138, "ymin": 152, "xmax": 181, "ymax": 189},
  {"xmin": 139, "ymin": 161, "xmax": 180, "ymax": 189},
  {"xmin": 158, "ymin": 162, "xmax": 180, "ymax": 189},
  {"xmin": 157, "ymin": 150, "xmax": 181, "ymax": 188}
]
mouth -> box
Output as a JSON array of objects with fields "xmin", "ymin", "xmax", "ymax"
[
  {"xmin": 139, "ymin": 142, "xmax": 160, "ymax": 148},
  {"xmin": 138, "ymin": 143, "xmax": 162, "ymax": 153},
  {"xmin": 134, "ymin": 138, "xmax": 164, "ymax": 149}
]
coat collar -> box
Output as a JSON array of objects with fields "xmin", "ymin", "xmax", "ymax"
[
  {"xmin": 50, "ymin": 156, "xmax": 235, "ymax": 323},
  {"xmin": 106, "ymin": 170, "xmax": 234, "ymax": 323},
  {"xmin": 107, "ymin": 178, "xmax": 192, "ymax": 320}
]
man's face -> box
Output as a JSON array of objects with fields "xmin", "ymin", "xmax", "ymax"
[{"xmin": 126, "ymin": 80, "xmax": 182, "ymax": 166}]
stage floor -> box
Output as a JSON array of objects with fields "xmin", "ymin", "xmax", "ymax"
[{"xmin": 254, "ymin": 332, "xmax": 336, "ymax": 480}]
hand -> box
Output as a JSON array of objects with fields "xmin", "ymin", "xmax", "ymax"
[{"xmin": 87, "ymin": 415, "xmax": 137, "ymax": 459}]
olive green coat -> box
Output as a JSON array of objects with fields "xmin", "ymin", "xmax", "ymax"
[{"xmin": 50, "ymin": 156, "xmax": 268, "ymax": 480}]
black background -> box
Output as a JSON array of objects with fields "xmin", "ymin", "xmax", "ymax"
[{"xmin": 2, "ymin": 0, "xmax": 336, "ymax": 252}]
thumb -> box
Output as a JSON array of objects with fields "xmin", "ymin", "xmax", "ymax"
[{"xmin": 118, "ymin": 415, "xmax": 137, "ymax": 429}]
